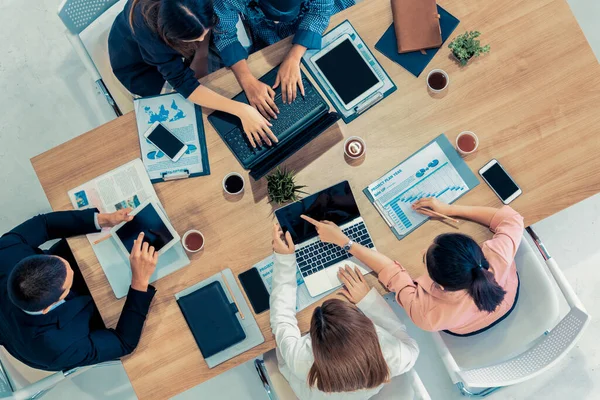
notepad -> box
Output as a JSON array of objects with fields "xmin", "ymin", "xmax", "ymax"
[{"xmin": 177, "ymin": 281, "xmax": 246, "ymax": 359}]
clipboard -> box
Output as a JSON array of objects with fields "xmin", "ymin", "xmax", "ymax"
[
  {"xmin": 301, "ymin": 20, "xmax": 396, "ymax": 124},
  {"xmin": 134, "ymin": 92, "xmax": 210, "ymax": 183},
  {"xmin": 363, "ymin": 134, "xmax": 479, "ymax": 240}
]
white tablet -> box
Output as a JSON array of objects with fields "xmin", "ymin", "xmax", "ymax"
[
  {"xmin": 310, "ymin": 34, "xmax": 384, "ymax": 110},
  {"xmin": 110, "ymin": 199, "xmax": 180, "ymax": 258}
]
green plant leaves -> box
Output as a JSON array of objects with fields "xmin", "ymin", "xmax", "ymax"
[
  {"xmin": 266, "ymin": 167, "xmax": 306, "ymax": 204},
  {"xmin": 448, "ymin": 30, "xmax": 490, "ymax": 65}
]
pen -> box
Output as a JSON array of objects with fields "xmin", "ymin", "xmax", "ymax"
[
  {"xmin": 418, "ymin": 207, "xmax": 460, "ymax": 224},
  {"xmin": 93, "ymin": 235, "xmax": 112, "ymax": 245},
  {"xmin": 222, "ymin": 272, "xmax": 245, "ymax": 320}
]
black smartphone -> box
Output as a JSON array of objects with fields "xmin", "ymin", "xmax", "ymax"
[{"xmin": 238, "ymin": 268, "xmax": 270, "ymax": 314}]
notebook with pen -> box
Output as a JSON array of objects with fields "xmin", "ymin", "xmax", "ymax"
[
  {"xmin": 177, "ymin": 281, "xmax": 246, "ymax": 359},
  {"xmin": 175, "ymin": 269, "xmax": 264, "ymax": 368},
  {"xmin": 392, "ymin": 0, "xmax": 442, "ymax": 53},
  {"xmin": 375, "ymin": 5, "xmax": 460, "ymax": 77},
  {"xmin": 363, "ymin": 134, "xmax": 479, "ymax": 240}
]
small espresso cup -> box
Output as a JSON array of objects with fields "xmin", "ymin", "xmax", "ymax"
[
  {"xmin": 344, "ymin": 136, "xmax": 367, "ymax": 159},
  {"xmin": 222, "ymin": 172, "xmax": 245, "ymax": 195},
  {"xmin": 427, "ymin": 69, "xmax": 450, "ymax": 93},
  {"xmin": 456, "ymin": 131, "xmax": 479, "ymax": 156},
  {"xmin": 182, "ymin": 230, "xmax": 205, "ymax": 253}
]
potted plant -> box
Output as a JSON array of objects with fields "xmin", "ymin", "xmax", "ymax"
[
  {"xmin": 266, "ymin": 167, "xmax": 307, "ymax": 205},
  {"xmin": 448, "ymin": 31, "xmax": 490, "ymax": 66}
]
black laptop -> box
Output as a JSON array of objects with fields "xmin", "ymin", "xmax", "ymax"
[{"xmin": 208, "ymin": 66, "xmax": 339, "ymax": 180}]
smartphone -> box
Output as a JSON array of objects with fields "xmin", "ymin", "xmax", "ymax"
[
  {"xmin": 238, "ymin": 268, "xmax": 270, "ymax": 314},
  {"xmin": 143, "ymin": 122, "xmax": 187, "ymax": 162},
  {"xmin": 479, "ymin": 159, "xmax": 522, "ymax": 204}
]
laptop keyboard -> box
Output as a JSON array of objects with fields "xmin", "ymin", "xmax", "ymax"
[
  {"xmin": 296, "ymin": 221, "xmax": 375, "ymax": 279},
  {"xmin": 223, "ymin": 80, "xmax": 325, "ymax": 164}
]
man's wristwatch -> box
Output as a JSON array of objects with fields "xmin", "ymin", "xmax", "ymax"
[{"xmin": 343, "ymin": 239, "xmax": 354, "ymax": 251}]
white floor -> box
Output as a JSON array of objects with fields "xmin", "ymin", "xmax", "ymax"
[{"xmin": 0, "ymin": 0, "xmax": 598, "ymax": 399}]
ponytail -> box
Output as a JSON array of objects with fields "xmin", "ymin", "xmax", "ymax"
[
  {"xmin": 426, "ymin": 233, "xmax": 506, "ymax": 313},
  {"xmin": 468, "ymin": 259, "xmax": 506, "ymax": 312}
]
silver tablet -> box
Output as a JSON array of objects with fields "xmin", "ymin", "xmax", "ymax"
[
  {"xmin": 110, "ymin": 199, "xmax": 180, "ymax": 257},
  {"xmin": 310, "ymin": 33, "xmax": 384, "ymax": 110}
]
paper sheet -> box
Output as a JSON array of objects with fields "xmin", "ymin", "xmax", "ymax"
[
  {"xmin": 367, "ymin": 141, "xmax": 468, "ymax": 236},
  {"xmin": 68, "ymin": 159, "xmax": 158, "ymax": 243},
  {"xmin": 134, "ymin": 93, "xmax": 206, "ymax": 180},
  {"xmin": 255, "ymin": 255, "xmax": 336, "ymax": 312}
]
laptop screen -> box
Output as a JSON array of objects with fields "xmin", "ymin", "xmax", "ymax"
[{"xmin": 275, "ymin": 181, "xmax": 360, "ymax": 243}]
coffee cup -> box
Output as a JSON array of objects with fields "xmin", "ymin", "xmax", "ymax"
[
  {"xmin": 223, "ymin": 172, "xmax": 245, "ymax": 195},
  {"xmin": 182, "ymin": 230, "xmax": 205, "ymax": 253},
  {"xmin": 456, "ymin": 131, "xmax": 479, "ymax": 156},
  {"xmin": 344, "ymin": 136, "xmax": 366, "ymax": 159},
  {"xmin": 427, "ymin": 69, "xmax": 450, "ymax": 93}
]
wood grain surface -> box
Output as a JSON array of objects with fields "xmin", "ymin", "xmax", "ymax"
[{"xmin": 31, "ymin": 0, "xmax": 600, "ymax": 397}]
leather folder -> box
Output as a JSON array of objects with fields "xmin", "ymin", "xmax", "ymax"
[
  {"xmin": 177, "ymin": 281, "xmax": 246, "ymax": 358},
  {"xmin": 391, "ymin": 0, "xmax": 442, "ymax": 53}
]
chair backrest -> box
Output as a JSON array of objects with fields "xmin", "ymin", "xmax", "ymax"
[
  {"xmin": 439, "ymin": 238, "xmax": 561, "ymax": 370},
  {"xmin": 459, "ymin": 307, "xmax": 589, "ymax": 388},
  {"xmin": 58, "ymin": 0, "xmax": 121, "ymax": 34}
]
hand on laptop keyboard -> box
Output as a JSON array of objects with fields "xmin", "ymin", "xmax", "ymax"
[
  {"xmin": 273, "ymin": 51, "xmax": 306, "ymax": 104},
  {"xmin": 235, "ymin": 103, "xmax": 278, "ymax": 148},
  {"xmin": 240, "ymin": 76, "xmax": 280, "ymax": 120}
]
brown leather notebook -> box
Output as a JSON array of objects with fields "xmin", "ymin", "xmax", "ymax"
[{"xmin": 391, "ymin": 0, "xmax": 442, "ymax": 54}]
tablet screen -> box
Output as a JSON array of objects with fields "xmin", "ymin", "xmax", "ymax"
[
  {"xmin": 115, "ymin": 204, "xmax": 174, "ymax": 253},
  {"xmin": 315, "ymin": 39, "xmax": 380, "ymax": 105}
]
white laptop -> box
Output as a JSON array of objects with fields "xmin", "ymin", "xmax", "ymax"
[{"xmin": 275, "ymin": 181, "xmax": 375, "ymax": 297}]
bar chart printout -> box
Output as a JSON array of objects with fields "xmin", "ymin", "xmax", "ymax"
[{"xmin": 367, "ymin": 141, "xmax": 468, "ymax": 236}]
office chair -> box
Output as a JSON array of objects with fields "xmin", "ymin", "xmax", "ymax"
[
  {"xmin": 57, "ymin": 0, "xmax": 134, "ymax": 117},
  {"xmin": 255, "ymin": 349, "xmax": 431, "ymax": 400},
  {"xmin": 431, "ymin": 227, "xmax": 590, "ymax": 397},
  {"xmin": 0, "ymin": 346, "xmax": 120, "ymax": 400}
]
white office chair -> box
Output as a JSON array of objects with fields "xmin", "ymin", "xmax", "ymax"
[
  {"xmin": 0, "ymin": 347, "xmax": 104, "ymax": 400},
  {"xmin": 431, "ymin": 226, "xmax": 590, "ymax": 397},
  {"xmin": 255, "ymin": 349, "xmax": 431, "ymax": 400},
  {"xmin": 57, "ymin": 0, "xmax": 134, "ymax": 117}
]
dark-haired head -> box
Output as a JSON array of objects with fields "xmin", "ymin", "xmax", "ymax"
[
  {"xmin": 130, "ymin": 0, "xmax": 216, "ymax": 56},
  {"xmin": 308, "ymin": 299, "xmax": 389, "ymax": 393},
  {"xmin": 8, "ymin": 255, "xmax": 72, "ymax": 313},
  {"xmin": 426, "ymin": 233, "xmax": 506, "ymax": 313}
]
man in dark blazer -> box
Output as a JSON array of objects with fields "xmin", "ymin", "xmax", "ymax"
[{"xmin": 0, "ymin": 208, "xmax": 158, "ymax": 371}]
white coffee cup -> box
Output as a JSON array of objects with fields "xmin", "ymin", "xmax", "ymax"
[
  {"xmin": 427, "ymin": 69, "xmax": 450, "ymax": 93},
  {"xmin": 455, "ymin": 131, "xmax": 479, "ymax": 156},
  {"xmin": 182, "ymin": 230, "xmax": 205, "ymax": 253},
  {"xmin": 222, "ymin": 172, "xmax": 245, "ymax": 195},
  {"xmin": 344, "ymin": 136, "xmax": 367, "ymax": 159}
]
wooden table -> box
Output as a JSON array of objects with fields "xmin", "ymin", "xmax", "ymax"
[{"xmin": 32, "ymin": 0, "xmax": 600, "ymax": 397}]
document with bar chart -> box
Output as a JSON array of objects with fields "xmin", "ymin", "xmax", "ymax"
[{"xmin": 363, "ymin": 134, "xmax": 479, "ymax": 239}]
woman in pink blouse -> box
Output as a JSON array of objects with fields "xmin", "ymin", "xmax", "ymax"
[{"xmin": 301, "ymin": 198, "xmax": 524, "ymax": 336}]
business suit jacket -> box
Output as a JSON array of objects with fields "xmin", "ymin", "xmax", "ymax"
[{"xmin": 0, "ymin": 209, "xmax": 156, "ymax": 371}]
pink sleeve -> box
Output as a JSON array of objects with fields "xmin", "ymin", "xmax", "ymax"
[
  {"xmin": 378, "ymin": 262, "xmax": 437, "ymax": 331},
  {"xmin": 485, "ymin": 206, "xmax": 525, "ymax": 263}
]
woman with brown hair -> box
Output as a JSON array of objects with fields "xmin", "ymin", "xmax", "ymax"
[
  {"xmin": 270, "ymin": 224, "xmax": 419, "ymax": 399},
  {"xmin": 109, "ymin": 0, "xmax": 276, "ymax": 147}
]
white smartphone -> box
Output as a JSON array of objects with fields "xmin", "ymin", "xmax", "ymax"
[
  {"xmin": 479, "ymin": 159, "xmax": 522, "ymax": 204},
  {"xmin": 143, "ymin": 122, "xmax": 187, "ymax": 162}
]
